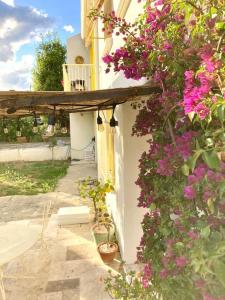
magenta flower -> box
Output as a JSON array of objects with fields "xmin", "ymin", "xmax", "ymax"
[
  {"xmin": 163, "ymin": 41, "xmax": 172, "ymax": 51},
  {"xmin": 102, "ymin": 54, "xmax": 112, "ymax": 64},
  {"xmin": 159, "ymin": 269, "xmax": 169, "ymax": 279},
  {"xmin": 175, "ymin": 256, "xmax": 187, "ymax": 267},
  {"xmin": 194, "ymin": 102, "xmax": 210, "ymax": 119},
  {"xmin": 188, "ymin": 175, "xmax": 198, "ymax": 185},
  {"xmin": 184, "ymin": 70, "xmax": 195, "ymax": 80},
  {"xmin": 184, "ymin": 186, "xmax": 196, "ymax": 199},
  {"xmin": 203, "ymin": 293, "xmax": 216, "ymax": 300},
  {"xmin": 187, "ymin": 231, "xmax": 198, "ymax": 240},
  {"xmin": 193, "ymin": 164, "xmax": 207, "ymax": 180},
  {"xmin": 194, "ymin": 278, "xmax": 205, "ymax": 289},
  {"xmin": 141, "ymin": 263, "xmax": 152, "ymax": 288}
]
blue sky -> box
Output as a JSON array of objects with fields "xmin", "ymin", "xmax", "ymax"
[{"xmin": 0, "ymin": 0, "xmax": 81, "ymax": 90}]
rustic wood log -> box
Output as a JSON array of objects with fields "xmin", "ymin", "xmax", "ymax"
[{"xmin": 0, "ymin": 85, "xmax": 162, "ymax": 117}]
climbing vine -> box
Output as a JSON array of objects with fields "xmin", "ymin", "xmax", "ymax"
[{"xmin": 91, "ymin": 1, "xmax": 225, "ymax": 299}]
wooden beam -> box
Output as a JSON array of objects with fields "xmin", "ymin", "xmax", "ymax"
[{"xmin": 0, "ymin": 86, "xmax": 161, "ymax": 109}]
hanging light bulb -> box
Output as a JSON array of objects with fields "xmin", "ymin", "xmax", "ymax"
[
  {"xmin": 3, "ymin": 119, "xmax": 8, "ymax": 134},
  {"xmin": 3, "ymin": 126, "xmax": 8, "ymax": 134},
  {"xmin": 97, "ymin": 109, "xmax": 104, "ymax": 132},
  {"xmin": 46, "ymin": 107, "xmax": 56, "ymax": 136},
  {"xmin": 32, "ymin": 112, "xmax": 38, "ymax": 133},
  {"xmin": 16, "ymin": 119, "xmax": 21, "ymax": 137},
  {"xmin": 109, "ymin": 105, "xmax": 118, "ymax": 134},
  {"xmin": 61, "ymin": 126, "xmax": 68, "ymax": 134},
  {"xmin": 59, "ymin": 110, "xmax": 68, "ymax": 134}
]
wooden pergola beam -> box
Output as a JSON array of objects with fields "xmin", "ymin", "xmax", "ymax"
[
  {"xmin": 0, "ymin": 85, "xmax": 162, "ymax": 117},
  {"xmin": 0, "ymin": 86, "xmax": 161, "ymax": 109}
]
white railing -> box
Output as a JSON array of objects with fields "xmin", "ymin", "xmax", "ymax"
[{"xmin": 63, "ymin": 64, "xmax": 94, "ymax": 92}]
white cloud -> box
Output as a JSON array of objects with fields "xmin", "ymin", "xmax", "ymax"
[
  {"xmin": 0, "ymin": 1, "xmax": 54, "ymax": 62},
  {"xmin": 0, "ymin": 1, "xmax": 54, "ymax": 90},
  {"xmin": 1, "ymin": 0, "xmax": 14, "ymax": 7},
  {"xmin": 0, "ymin": 54, "xmax": 35, "ymax": 90},
  {"xmin": 63, "ymin": 24, "xmax": 74, "ymax": 33}
]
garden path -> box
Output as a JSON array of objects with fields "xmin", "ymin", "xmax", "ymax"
[{"xmin": 0, "ymin": 162, "xmax": 116, "ymax": 300}]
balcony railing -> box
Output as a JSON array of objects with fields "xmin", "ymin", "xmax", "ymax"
[{"xmin": 63, "ymin": 64, "xmax": 94, "ymax": 92}]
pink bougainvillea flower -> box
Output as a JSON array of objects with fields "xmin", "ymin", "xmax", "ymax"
[
  {"xmin": 194, "ymin": 102, "xmax": 210, "ymax": 120},
  {"xmin": 193, "ymin": 164, "xmax": 207, "ymax": 180},
  {"xmin": 175, "ymin": 256, "xmax": 187, "ymax": 267},
  {"xmin": 203, "ymin": 293, "xmax": 217, "ymax": 300},
  {"xmin": 141, "ymin": 263, "xmax": 152, "ymax": 288},
  {"xmin": 188, "ymin": 175, "xmax": 198, "ymax": 185},
  {"xmin": 206, "ymin": 17, "xmax": 216, "ymax": 29},
  {"xmin": 194, "ymin": 279, "xmax": 205, "ymax": 289},
  {"xmin": 184, "ymin": 186, "xmax": 196, "ymax": 199},
  {"xmin": 187, "ymin": 230, "xmax": 198, "ymax": 240},
  {"xmin": 159, "ymin": 269, "xmax": 169, "ymax": 279},
  {"xmin": 163, "ymin": 41, "xmax": 172, "ymax": 51},
  {"xmin": 102, "ymin": 54, "xmax": 112, "ymax": 64}
]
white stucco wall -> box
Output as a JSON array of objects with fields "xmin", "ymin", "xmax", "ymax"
[
  {"xmin": 96, "ymin": 1, "xmax": 148, "ymax": 263},
  {"xmin": 66, "ymin": 34, "xmax": 95, "ymax": 161},
  {"xmin": 107, "ymin": 103, "xmax": 147, "ymax": 264},
  {"xmin": 70, "ymin": 112, "xmax": 95, "ymax": 160},
  {"xmin": 0, "ymin": 143, "xmax": 70, "ymax": 162},
  {"xmin": 67, "ymin": 34, "xmax": 89, "ymax": 64}
]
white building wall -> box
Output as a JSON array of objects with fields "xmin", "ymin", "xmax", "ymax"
[
  {"xmin": 67, "ymin": 34, "xmax": 89, "ymax": 64},
  {"xmin": 70, "ymin": 112, "xmax": 95, "ymax": 160},
  {"xmin": 0, "ymin": 143, "xmax": 70, "ymax": 162},
  {"xmin": 96, "ymin": 1, "xmax": 148, "ymax": 263},
  {"xmin": 66, "ymin": 34, "xmax": 95, "ymax": 161}
]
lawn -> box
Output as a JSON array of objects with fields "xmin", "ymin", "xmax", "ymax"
[{"xmin": 0, "ymin": 161, "xmax": 69, "ymax": 196}]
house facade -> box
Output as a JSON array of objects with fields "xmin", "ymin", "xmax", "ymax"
[{"xmin": 63, "ymin": 0, "xmax": 149, "ymax": 264}]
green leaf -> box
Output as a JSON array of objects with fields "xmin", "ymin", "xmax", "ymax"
[
  {"xmin": 188, "ymin": 149, "xmax": 204, "ymax": 171},
  {"xmin": 217, "ymin": 105, "xmax": 225, "ymax": 123},
  {"xmin": 150, "ymin": 203, "xmax": 156, "ymax": 211},
  {"xmin": 188, "ymin": 112, "xmax": 195, "ymax": 122},
  {"xmin": 207, "ymin": 198, "xmax": 215, "ymax": 214},
  {"xmin": 205, "ymin": 138, "xmax": 214, "ymax": 147},
  {"xmin": 215, "ymin": 22, "xmax": 225, "ymax": 31},
  {"xmin": 219, "ymin": 184, "xmax": 225, "ymax": 199},
  {"xmin": 202, "ymin": 150, "xmax": 220, "ymax": 170},
  {"xmin": 200, "ymin": 226, "xmax": 210, "ymax": 238},
  {"xmin": 181, "ymin": 164, "xmax": 189, "ymax": 176},
  {"xmin": 175, "ymin": 242, "xmax": 184, "ymax": 248},
  {"xmin": 210, "ymin": 7, "xmax": 217, "ymax": 15},
  {"xmin": 214, "ymin": 260, "xmax": 225, "ymax": 288}
]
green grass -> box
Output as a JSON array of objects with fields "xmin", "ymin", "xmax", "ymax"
[{"xmin": 0, "ymin": 161, "xmax": 69, "ymax": 196}]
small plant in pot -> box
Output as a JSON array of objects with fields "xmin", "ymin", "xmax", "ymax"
[
  {"xmin": 97, "ymin": 213, "xmax": 118, "ymax": 263},
  {"xmin": 78, "ymin": 177, "xmax": 114, "ymax": 224}
]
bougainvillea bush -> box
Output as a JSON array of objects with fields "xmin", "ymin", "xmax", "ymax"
[{"xmin": 91, "ymin": 0, "xmax": 225, "ymax": 299}]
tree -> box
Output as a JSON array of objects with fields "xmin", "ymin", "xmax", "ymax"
[{"xmin": 32, "ymin": 35, "xmax": 66, "ymax": 91}]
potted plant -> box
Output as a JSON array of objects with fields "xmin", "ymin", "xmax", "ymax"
[
  {"xmin": 79, "ymin": 178, "xmax": 116, "ymax": 245},
  {"xmin": 78, "ymin": 177, "xmax": 114, "ymax": 222},
  {"xmin": 97, "ymin": 214, "xmax": 118, "ymax": 263},
  {"xmin": 17, "ymin": 136, "xmax": 27, "ymax": 143}
]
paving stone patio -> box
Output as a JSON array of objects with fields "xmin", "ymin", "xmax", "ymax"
[{"xmin": 0, "ymin": 162, "xmax": 117, "ymax": 300}]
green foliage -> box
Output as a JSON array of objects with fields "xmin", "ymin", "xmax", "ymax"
[
  {"xmin": 0, "ymin": 117, "xmax": 46, "ymax": 143},
  {"xmin": 93, "ymin": 0, "xmax": 225, "ymax": 299},
  {"xmin": 105, "ymin": 270, "xmax": 151, "ymax": 300},
  {"xmin": 32, "ymin": 35, "xmax": 66, "ymax": 91},
  {"xmin": 79, "ymin": 177, "xmax": 114, "ymax": 222},
  {"xmin": 0, "ymin": 161, "xmax": 69, "ymax": 196}
]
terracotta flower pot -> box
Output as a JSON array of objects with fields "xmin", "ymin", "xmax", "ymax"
[
  {"xmin": 17, "ymin": 136, "xmax": 27, "ymax": 143},
  {"xmin": 92, "ymin": 223, "xmax": 115, "ymax": 244},
  {"xmin": 97, "ymin": 241, "xmax": 118, "ymax": 263}
]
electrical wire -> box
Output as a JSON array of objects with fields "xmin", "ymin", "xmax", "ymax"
[{"xmin": 70, "ymin": 140, "xmax": 95, "ymax": 152}]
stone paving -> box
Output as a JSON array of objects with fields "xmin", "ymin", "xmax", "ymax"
[{"xmin": 0, "ymin": 162, "xmax": 118, "ymax": 300}]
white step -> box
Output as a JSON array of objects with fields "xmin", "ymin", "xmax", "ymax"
[{"xmin": 57, "ymin": 206, "xmax": 90, "ymax": 225}]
